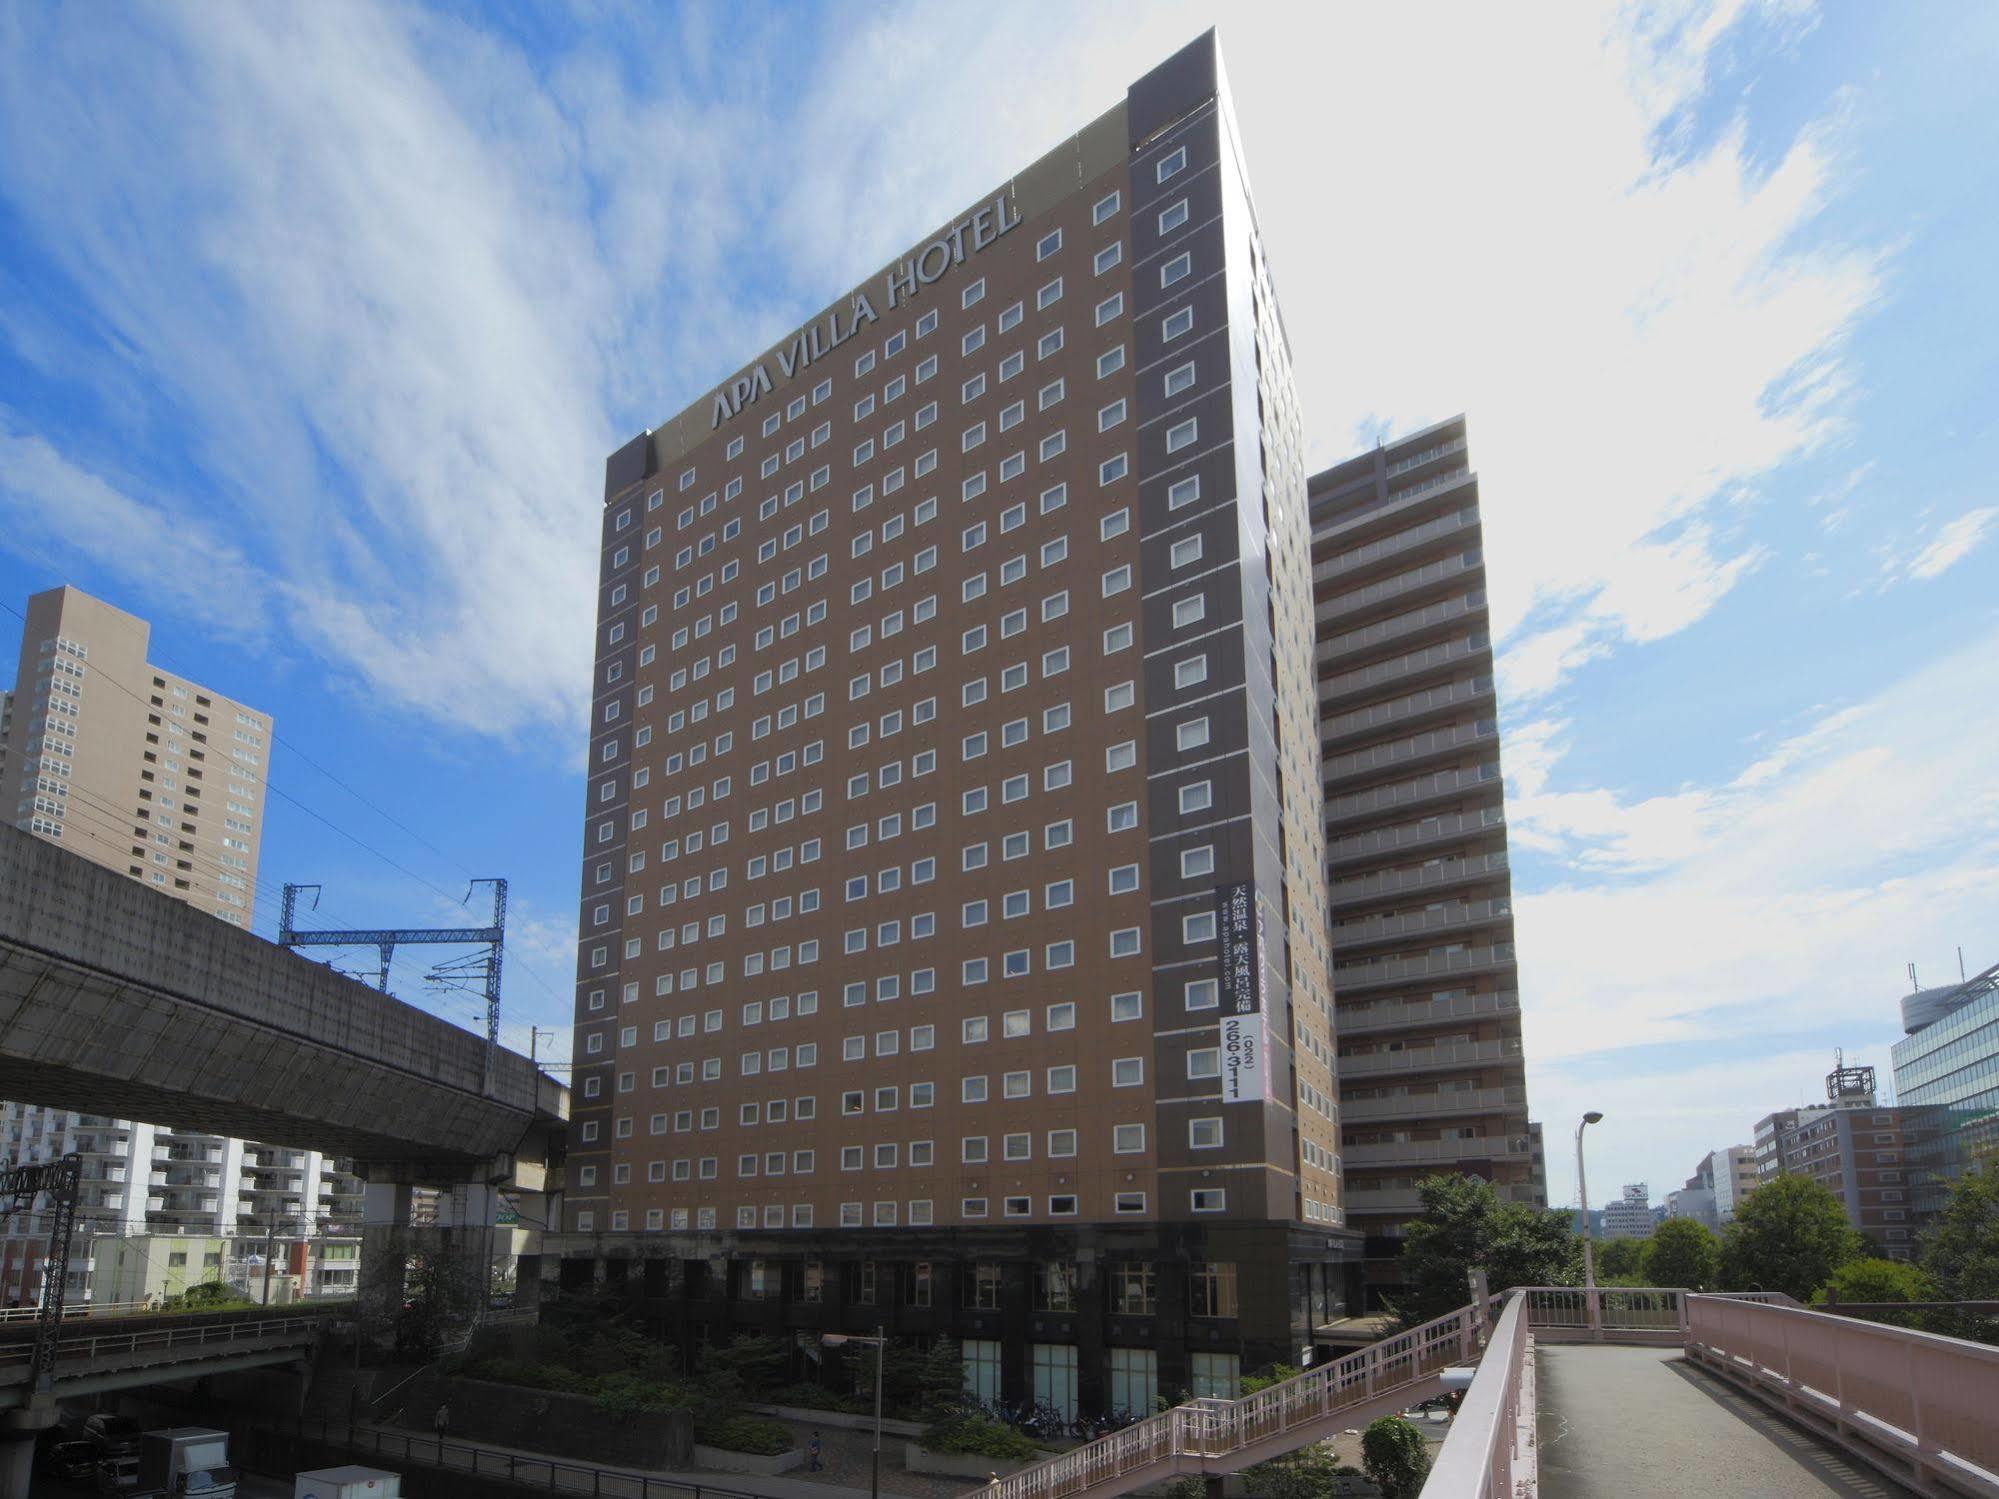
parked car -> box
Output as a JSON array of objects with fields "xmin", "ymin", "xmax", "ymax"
[{"xmin": 40, "ymin": 1438, "xmax": 97, "ymax": 1481}]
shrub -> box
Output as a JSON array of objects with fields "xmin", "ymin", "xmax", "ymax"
[
  {"xmin": 1239, "ymin": 1363, "xmax": 1300, "ymax": 1395},
  {"xmin": 1361, "ymin": 1415, "xmax": 1430, "ymax": 1499},
  {"xmin": 921, "ymin": 1414, "xmax": 1039, "ymax": 1461},
  {"xmin": 765, "ymin": 1382, "xmax": 868, "ymax": 1414},
  {"xmin": 695, "ymin": 1413, "xmax": 794, "ymax": 1456}
]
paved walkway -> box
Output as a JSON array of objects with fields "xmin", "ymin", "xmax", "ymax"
[{"xmin": 1536, "ymin": 1346, "xmax": 1915, "ymax": 1498}]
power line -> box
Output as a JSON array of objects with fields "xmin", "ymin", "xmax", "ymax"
[{"xmin": 0, "ymin": 595, "xmax": 576, "ymax": 1015}]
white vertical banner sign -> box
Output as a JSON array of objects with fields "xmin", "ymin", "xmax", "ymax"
[{"xmin": 1216, "ymin": 881, "xmax": 1270, "ymax": 1103}]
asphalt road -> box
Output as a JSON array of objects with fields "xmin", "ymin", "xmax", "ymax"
[{"xmin": 1537, "ymin": 1345, "xmax": 1915, "ymax": 1498}]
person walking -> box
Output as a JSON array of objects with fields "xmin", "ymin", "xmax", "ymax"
[
  {"xmin": 433, "ymin": 1402, "xmax": 450, "ymax": 1446},
  {"xmin": 808, "ymin": 1431, "xmax": 823, "ymax": 1471}
]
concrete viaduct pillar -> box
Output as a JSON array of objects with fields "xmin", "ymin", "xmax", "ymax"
[{"xmin": 0, "ymin": 1394, "xmax": 56, "ymax": 1499}]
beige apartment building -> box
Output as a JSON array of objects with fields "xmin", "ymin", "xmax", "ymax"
[
  {"xmin": 0, "ymin": 586, "xmax": 370, "ymax": 1303},
  {"xmin": 1308, "ymin": 417, "xmax": 1543, "ymax": 1296},
  {"xmin": 0, "ymin": 584, "xmax": 269, "ymax": 925}
]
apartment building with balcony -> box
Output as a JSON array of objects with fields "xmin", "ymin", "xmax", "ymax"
[
  {"xmin": 555, "ymin": 33, "xmax": 1361, "ymax": 1414},
  {"xmin": 0, "ymin": 1104, "xmax": 365, "ymax": 1306},
  {"xmin": 1308, "ymin": 417, "xmax": 1541, "ymax": 1292},
  {"xmin": 0, "ymin": 584, "xmax": 268, "ymax": 924}
]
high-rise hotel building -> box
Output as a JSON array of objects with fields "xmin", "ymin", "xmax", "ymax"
[
  {"xmin": 1309, "ymin": 419, "xmax": 1542, "ymax": 1290},
  {"xmin": 565, "ymin": 34, "xmax": 1357, "ymax": 1407}
]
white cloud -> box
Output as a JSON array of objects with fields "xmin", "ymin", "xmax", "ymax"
[
  {"xmin": 1511, "ymin": 625, "xmax": 1999, "ymax": 1194},
  {"xmin": 0, "ymin": 413, "xmax": 274, "ymax": 636},
  {"xmin": 0, "ymin": 0, "xmax": 1889, "ymax": 738},
  {"xmin": 1891, "ymin": 505, "xmax": 1999, "ymax": 584}
]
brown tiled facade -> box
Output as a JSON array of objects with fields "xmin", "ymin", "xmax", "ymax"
[
  {"xmin": 557, "ymin": 35, "xmax": 1361, "ymax": 1403},
  {"xmin": 1308, "ymin": 419, "xmax": 1543, "ymax": 1292}
]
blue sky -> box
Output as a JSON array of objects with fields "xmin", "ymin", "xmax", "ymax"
[{"xmin": 2, "ymin": 1, "xmax": 1995, "ymax": 1207}]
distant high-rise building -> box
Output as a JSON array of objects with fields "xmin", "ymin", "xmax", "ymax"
[
  {"xmin": 1751, "ymin": 1060, "xmax": 1924, "ymax": 1260},
  {"xmin": 0, "ymin": 584, "xmax": 268, "ymax": 924},
  {"xmin": 0, "ymin": 585, "xmax": 363, "ymax": 1294},
  {"xmin": 563, "ymin": 32, "xmax": 1360, "ymax": 1408},
  {"xmin": 1891, "ymin": 957, "xmax": 1999, "ymax": 1225},
  {"xmin": 1307, "ymin": 416, "xmax": 1541, "ymax": 1289},
  {"xmin": 1708, "ymin": 1145, "xmax": 1760, "ymax": 1224},
  {"xmin": 1601, "ymin": 1183, "xmax": 1655, "ymax": 1240}
]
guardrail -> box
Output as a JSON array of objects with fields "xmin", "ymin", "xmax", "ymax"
[
  {"xmin": 1686, "ymin": 1293, "xmax": 1999, "ymax": 1497},
  {"xmin": 974, "ymin": 1299, "xmax": 1483, "ymax": 1499},
  {"xmin": 344, "ymin": 1423, "xmax": 762, "ymax": 1499},
  {"xmin": 0, "ymin": 1295, "xmax": 356, "ymax": 1326},
  {"xmin": 0, "ymin": 1312, "xmax": 324, "ymax": 1376},
  {"xmin": 1424, "ymin": 1290, "xmax": 1528, "ymax": 1499}
]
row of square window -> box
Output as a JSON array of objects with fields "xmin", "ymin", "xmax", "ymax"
[
  {"xmin": 575, "ymin": 1186, "xmax": 1221, "ymax": 1235},
  {"xmin": 648, "ymin": 180, "xmax": 1143, "ymax": 501},
  {"xmin": 577, "ymin": 1116, "xmax": 1231, "ymax": 1192},
  {"xmin": 644, "ymin": 591, "xmax": 1217, "ymax": 816},
  {"xmin": 639, "ymin": 155, "xmax": 1183, "ymax": 547}
]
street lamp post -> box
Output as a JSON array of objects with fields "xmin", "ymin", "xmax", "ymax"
[
  {"xmin": 824, "ymin": 1327, "xmax": 886, "ymax": 1499},
  {"xmin": 1577, "ymin": 1111, "xmax": 1604, "ymax": 1338}
]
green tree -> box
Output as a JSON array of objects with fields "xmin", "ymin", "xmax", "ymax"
[
  {"xmin": 1717, "ymin": 1175, "xmax": 1863, "ymax": 1300},
  {"xmin": 701, "ymin": 1333, "xmax": 791, "ymax": 1404},
  {"xmin": 913, "ymin": 1336, "xmax": 969, "ymax": 1423},
  {"xmin": 1360, "ymin": 1415, "xmax": 1430, "ymax": 1499},
  {"xmin": 1397, "ymin": 1174, "xmax": 1581, "ymax": 1325},
  {"xmin": 1594, "ymin": 1237, "xmax": 1647, "ymax": 1282},
  {"xmin": 1644, "ymin": 1219, "xmax": 1720, "ymax": 1290},
  {"xmin": 1920, "ymin": 1159, "xmax": 1999, "ymax": 1344},
  {"xmin": 1811, "ymin": 1258, "xmax": 1933, "ymax": 1328},
  {"xmin": 1243, "ymin": 1439, "xmax": 1345, "ymax": 1499}
]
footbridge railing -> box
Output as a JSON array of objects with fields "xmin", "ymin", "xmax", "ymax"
[{"xmin": 973, "ymin": 1300, "xmax": 1485, "ymax": 1499}]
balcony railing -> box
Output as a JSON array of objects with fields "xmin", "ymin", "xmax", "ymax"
[
  {"xmin": 1340, "ymin": 1085, "xmax": 1528, "ymax": 1122},
  {"xmin": 1316, "ymin": 550, "xmax": 1484, "ymax": 628},
  {"xmin": 1320, "ymin": 674, "xmax": 1495, "ymax": 750},
  {"xmin": 1314, "ymin": 504, "xmax": 1477, "ymax": 586},
  {"xmin": 1338, "ymin": 991, "xmax": 1521, "ymax": 1037},
  {"xmin": 1317, "ymin": 590, "xmax": 1487, "ymax": 668},
  {"xmin": 1333, "ymin": 898, "xmax": 1513, "ymax": 951},
  {"xmin": 1331, "ymin": 851, "xmax": 1510, "ymax": 908},
  {"xmin": 1333, "ymin": 944, "xmax": 1517, "ymax": 995},
  {"xmin": 1318, "ymin": 631, "xmax": 1491, "ymax": 710},
  {"xmin": 1338, "ymin": 1036, "xmax": 1523, "ymax": 1076},
  {"xmin": 1323, "ymin": 718, "xmax": 1497, "ymax": 785},
  {"xmin": 1327, "ymin": 806, "xmax": 1505, "ymax": 868},
  {"xmin": 1325, "ymin": 762, "xmax": 1502, "ymax": 828},
  {"xmin": 1343, "ymin": 1135, "xmax": 1534, "ymax": 1169},
  {"xmin": 1342, "ymin": 1181, "xmax": 1541, "ymax": 1215}
]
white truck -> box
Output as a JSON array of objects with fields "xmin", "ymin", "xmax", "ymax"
[
  {"xmin": 131, "ymin": 1427, "xmax": 237, "ymax": 1499},
  {"xmin": 293, "ymin": 1465, "xmax": 403, "ymax": 1499}
]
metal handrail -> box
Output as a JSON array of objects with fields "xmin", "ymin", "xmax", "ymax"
[
  {"xmin": 341, "ymin": 1421, "xmax": 764, "ymax": 1499},
  {"xmin": 0, "ymin": 1312, "xmax": 323, "ymax": 1373},
  {"xmin": 0, "ymin": 1294, "xmax": 355, "ymax": 1325},
  {"xmin": 1425, "ymin": 1290, "xmax": 1528, "ymax": 1498},
  {"xmin": 971, "ymin": 1299, "xmax": 1482, "ymax": 1499},
  {"xmin": 1686, "ymin": 1292, "xmax": 1999, "ymax": 1494}
]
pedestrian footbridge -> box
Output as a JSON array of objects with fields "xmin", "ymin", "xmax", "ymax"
[{"xmin": 975, "ymin": 1289, "xmax": 1999, "ymax": 1499}]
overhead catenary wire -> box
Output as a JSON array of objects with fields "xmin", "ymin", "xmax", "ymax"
[{"xmin": 0, "ymin": 595, "xmax": 576, "ymax": 1014}]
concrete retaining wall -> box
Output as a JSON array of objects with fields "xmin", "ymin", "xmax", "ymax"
[{"xmin": 693, "ymin": 1442, "xmax": 804, "ymax": 1474}]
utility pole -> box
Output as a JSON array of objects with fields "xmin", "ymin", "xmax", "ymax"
[{"xmin": 261, "ymin": 1210, "xmax": 277, "ymax": 1306}]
